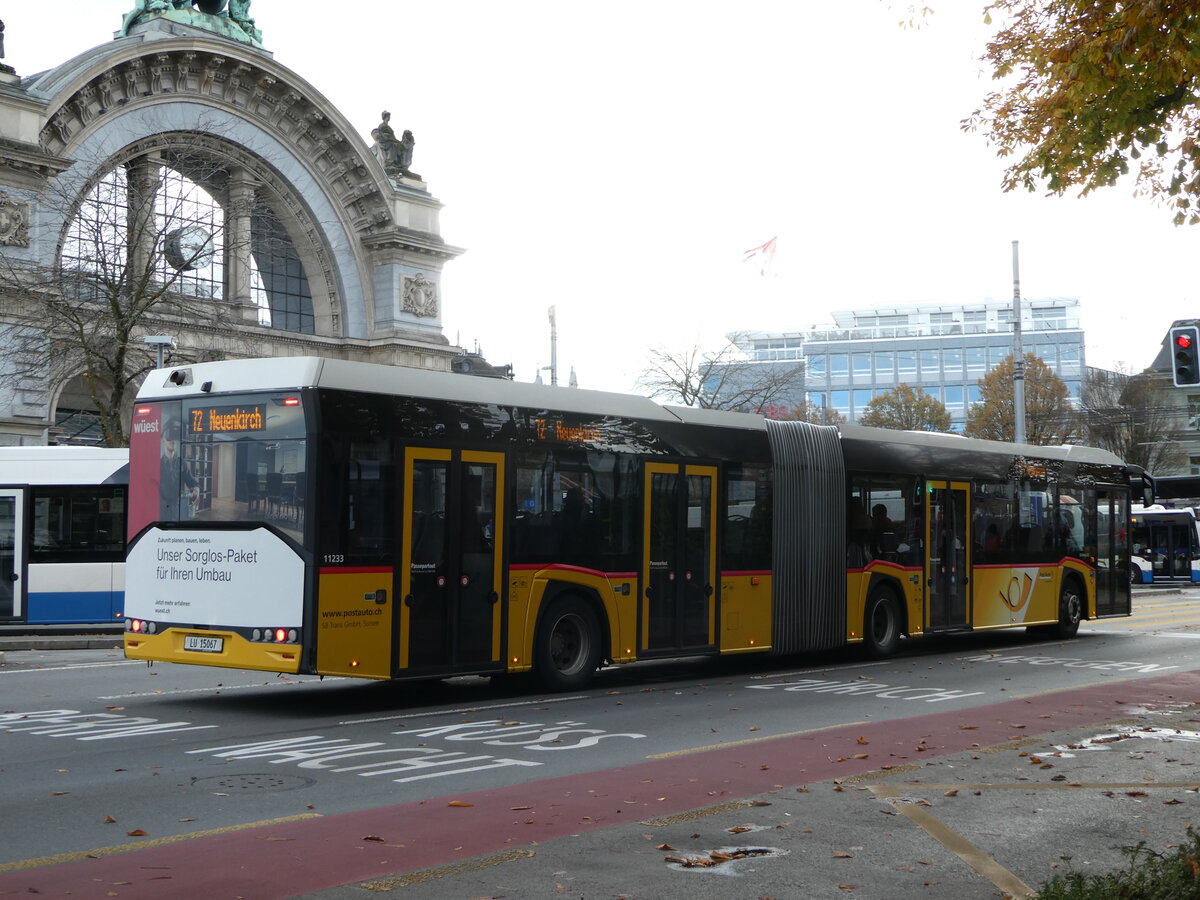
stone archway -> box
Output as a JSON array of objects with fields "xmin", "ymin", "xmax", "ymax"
[{"xmin": 0, "ymin": 10, "xmax": 466, "ymax": 447}]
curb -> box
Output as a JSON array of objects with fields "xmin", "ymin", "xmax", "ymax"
[{"xmin": 0, "ymin": 636, "xmax": 125, "ymax": 652}]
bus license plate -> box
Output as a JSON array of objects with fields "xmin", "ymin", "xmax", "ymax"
[{"xmin": 183, "ymin": 635, "xmax": 223, "ymax": 653}]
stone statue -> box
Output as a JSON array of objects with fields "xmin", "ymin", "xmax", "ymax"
[
  {"xmin": 119, "ymin": 0, "xmax": 171, "ymax": 36},
  {"xmin": 0, "ymin": 19, "xmax": 11, "ymax": 75},
  {"xmin": 371, "ymin": 111, "xmax": 420, "ymax": 180},
  {"xmin": 227, "ymin": 0, "xmax": 261, "ymax": 42},
  {"xmin": 119, "ymin": 1, "xmax": 260, "ymax": 43}
]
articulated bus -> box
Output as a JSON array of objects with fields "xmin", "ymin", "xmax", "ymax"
[
  {"xmin": 0, "ymin": 446, "xmax": 128, "ymax": 624},
  {"xmin": 123, "ymin": 357, "xmax": 1142, "ymax": 689},
  {"xmin": 1131, "ymin": 505, "xmax": 1200, "ymax": 584}
]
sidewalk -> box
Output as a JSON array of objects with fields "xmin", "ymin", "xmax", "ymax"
[{"xmin": 0, "ymin": 623, "xmax": 123, "ymax": 660}]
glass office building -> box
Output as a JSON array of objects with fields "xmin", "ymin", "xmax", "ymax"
[{"xmin": 736, "ymin": 299, "xmax": 1084, "ymax": 429}]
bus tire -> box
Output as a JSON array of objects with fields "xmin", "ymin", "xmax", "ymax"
[
  {"xmin": 863, "ymin": 587, "xmax": 901, "ymax": 659},
  {"xmin": 1052, "ymin": 579, "xmax": 1083, "ymax": 640},
  {"xmin": 534, "ymin": 596, "xmax": 601, "ymax": 692}
]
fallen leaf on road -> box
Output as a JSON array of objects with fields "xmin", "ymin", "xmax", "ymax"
[
  {"xmin": 448, "ymin": 801, "xmax": 474, "ymax": 807},
  {"xmin": 833, "ymin": 850, "xmax": 853, "ymax": 858},
  {"xmin": 363, "ymin": 836, "xmax": 385, "ymax": 842},
  {"xmin": 857, "ymin": 736, "xmax": 869, "ymax": 745},
  {"xmin": 103, "ymin": 815, "xmax": 116, "ymax": 823},
  {"xmin": 127, "ymin": 829, "xmax": 147, "ymax": 836}
]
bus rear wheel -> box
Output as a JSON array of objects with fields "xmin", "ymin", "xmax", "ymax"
[
  {"xmin": 534, "ymin": 597, "xmax": 601, "ymax": 692},
  {"xmin": 863, "ymin": 587, "xmax": 900, "ymax": 659},
  {"xmin": 1052, "ymin": 580, "xmax": 1083, "ymax": 640}
]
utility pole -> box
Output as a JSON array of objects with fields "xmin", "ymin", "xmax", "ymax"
[
  {"xmin": 547, "ymin": 305, "xmax": 558, "ymax": 386},
  {"xmin": 1011, "ymin": 241, "xmax": 1026, "ymax": 445}
]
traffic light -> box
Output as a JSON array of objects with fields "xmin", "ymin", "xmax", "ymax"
[{"xmin": 1171, "ymin": 325, "xmax": 1200, "ymax": 387}]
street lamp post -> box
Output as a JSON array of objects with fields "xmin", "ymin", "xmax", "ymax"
[
  {"xmin": 142, "ymin": 334, "xmax": 176, "ymax": 370},
  {"xmin": 1011, "ymin": 241, "xmax": 1027, "ymax": 445}
]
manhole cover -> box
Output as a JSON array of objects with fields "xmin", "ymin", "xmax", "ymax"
[{"xmin": 193, "ymin": 773, "xmax": 315, "ymax": 793}]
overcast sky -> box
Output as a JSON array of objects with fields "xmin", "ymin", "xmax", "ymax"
[{"xmin": 3, "ymin": 1, "xmax": 1192, "ymax": 394}]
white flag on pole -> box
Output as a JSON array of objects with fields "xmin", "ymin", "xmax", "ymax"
[{"xmin": 742, "ymin": 236, "xmax": 777, "ymax": 276}]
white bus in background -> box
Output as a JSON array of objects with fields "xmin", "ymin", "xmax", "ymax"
[
  {"xmin": 0, "ymin": 447, "xmax": 128, "ymax": 624},
  {"xmin": 1131, "ymin": 505, "xmax": 1200, "ymax": 584}
]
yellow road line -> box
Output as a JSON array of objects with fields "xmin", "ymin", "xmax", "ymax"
[
  {"xmin": 359, "ymin": 848, "xmax": 535, "ymax": 892},
  {"xmin": 870, "ymin": 785, "xmax": 1035, "ymax": 899},
  {"xmin": 0, "ymin": 813, "xmax": 321, "ymax": 874},
  {"xmin": 647, "ymin": 721, "xmax": 869, "ymax": 759}
]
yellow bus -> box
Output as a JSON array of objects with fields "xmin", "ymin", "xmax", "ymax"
[{"xmin": 123, "ymin": 357, "xmax": 1143, "ymax": 689}]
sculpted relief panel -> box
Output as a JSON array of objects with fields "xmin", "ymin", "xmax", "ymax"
[
  {"xmin": 402, "ymin": 274, "xmax": 439, "ymax": 318},
  {"xmin": 0, "ymin": 192, "xmax": 30, "ymax": 247}
]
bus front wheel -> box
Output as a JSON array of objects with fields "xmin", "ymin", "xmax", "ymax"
[
  {"xmin": 863, "ymin": 587, "xmax": 901, "ymax": 659},
  {"xmin": 534, "ymin": 597, "xmax": 601, "ymax": 692},
  {"xmin": 1052, "ymin": 580, "xmax": 1083, "ymax": 640}
]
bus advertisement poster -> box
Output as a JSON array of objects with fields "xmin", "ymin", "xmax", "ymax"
[{"xmin": 125, "ymin": 526, "xmax": 303, "ymax": 629}]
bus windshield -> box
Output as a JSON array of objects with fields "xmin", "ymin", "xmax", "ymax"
[{"xmin": 128, "ymin": 393, "xmax": 307, "ymax": 544}]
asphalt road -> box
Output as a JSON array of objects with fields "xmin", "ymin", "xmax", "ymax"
[{"xmin": 2, "ymin": 587, "xmax": 1199, "ymax": 897}]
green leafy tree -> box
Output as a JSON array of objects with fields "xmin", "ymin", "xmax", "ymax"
[
  {"xmin": 966, "ymin": 1, "xmax": 1200, "ymax": 224},
  {"xmin": 781, "ymin": 399, "xmax": 845, "ymax": 426},
  {"xmin": 859, "ymin": 383, "xmax": 951, "ymax": 431},
  {"xmin": 965, "ymin": 353, "xmax": 1082, "ymax": 445}
]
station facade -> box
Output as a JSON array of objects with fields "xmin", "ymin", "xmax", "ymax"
[{"xmin": 0, "ymin": 2, "xmax": 463, "ymax": 445}]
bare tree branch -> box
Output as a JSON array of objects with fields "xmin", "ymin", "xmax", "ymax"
[{"xmin": 637, "ymin": 334, "xmax": 803, "ymax": 412}]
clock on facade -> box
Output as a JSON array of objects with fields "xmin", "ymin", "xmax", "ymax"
[{"xmin": 164, "ymin": 225, "xmax": 216, "ymax": 271}]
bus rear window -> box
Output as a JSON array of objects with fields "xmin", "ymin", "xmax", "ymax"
[{"xmin": 129, "ymin": 394, "xmax": 309, "ymax": 544}]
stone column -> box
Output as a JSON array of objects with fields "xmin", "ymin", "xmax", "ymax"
[
  {"xmin": 125, "ymin": 157, "xmax": 161, "ymax": 296},
  {"xmin": 225, "ymin": 167, "xmax": 259, "ymax": 324}
]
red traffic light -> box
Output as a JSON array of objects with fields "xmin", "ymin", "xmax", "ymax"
[{"xmin": 1178, "ymin": 333, "xmax": 1194, "ymax": 350}]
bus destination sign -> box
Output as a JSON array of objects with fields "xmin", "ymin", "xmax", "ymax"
[
  {"xmin": 534, "ymin": 418, "xmax": 602, "ymax": 444},
  {"xmin": 190, "ymin": 405, "xmax": 266, "ymax": 434}
]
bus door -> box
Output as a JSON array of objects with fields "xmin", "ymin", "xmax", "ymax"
[
  {"xmin": 400, "ymin": 448, "xmax": 504, "ymax": 672},
  {"xmin": 926, "ymin": 481, "xmax": 969, "ymax": 629},
  {"xmin": 642, "ymin": 463, "xmax": 717, "ymax": 653},
  {"xmin": 1096, "ymin": 488, "xmax": 1131, "ymax": 616},
  {"xmin": 0, "ymin": 489, "xmax": 22, "ymax": 619}
]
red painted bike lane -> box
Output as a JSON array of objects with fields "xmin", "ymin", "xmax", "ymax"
[{"xmin": 3, "ymin": 670, "xmax": 1199, "ymax": 898}]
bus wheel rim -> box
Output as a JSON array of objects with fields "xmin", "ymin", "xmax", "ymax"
[
  {"xmin": 1064, "ymin": 590, "xmax": 1081, "ymax": 625},
  {"xmin": 550, "ymin": 613, "xmax": 588, "ymax": 674}
]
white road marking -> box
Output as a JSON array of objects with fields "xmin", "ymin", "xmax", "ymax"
[
  {"xmin": 342, "ymin": 694, "xmax": 586, "ymax": 725},
  {"xmin": 0, "ymin": 660, "xmax": 142, "ymax": 675},
  {"xmin": 97, "ymin": 678, "xmax": 335, "ymax": 699}
]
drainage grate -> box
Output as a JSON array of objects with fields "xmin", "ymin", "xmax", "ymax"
[{"xmin": 192, "ymin": 773, "xmax": 315, "ymax": 793}]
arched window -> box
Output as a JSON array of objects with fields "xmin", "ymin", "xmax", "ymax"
[{"xmin": 61, "ymin": 150, "xmax": 315, "ymax": 334}]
